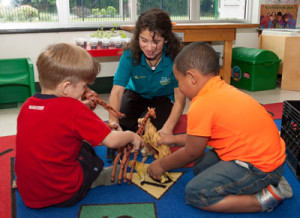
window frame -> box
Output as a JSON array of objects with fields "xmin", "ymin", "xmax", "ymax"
[{"xmin": 0, "ymin": 0, "xmax": 255, "ymax": 32}]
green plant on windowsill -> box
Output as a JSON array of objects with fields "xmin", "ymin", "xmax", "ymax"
[
  {"xmin": 91, "ymin": 23, "xmax": 121, "ymax": 39},
  {"xmin": 119, "ymin": 30, "xmax": 127, "ymax": 38},
  {"xmin": 90, "ymin": 24, "xmax": 104, "ymax": 38},
  {"xmin": 110, "ymin": 23, "xmax": 119, "ymax": 37}
]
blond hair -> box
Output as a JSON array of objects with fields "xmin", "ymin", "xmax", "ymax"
[{"xmin": 37, "ymin": 43, "xmax": 100, "ymax": 89}]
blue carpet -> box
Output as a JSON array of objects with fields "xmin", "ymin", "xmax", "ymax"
[{"xmin": 15, "ymin": 119, "xmax": 300, "ymax": 218}]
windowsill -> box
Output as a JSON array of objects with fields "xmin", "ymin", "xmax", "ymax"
[
  {"xmin": 0, "ymin": 21, "xmax": 256, "ymax": 34},
  {"xmin": 0, "ymin": 26, "xmax": 119, "ymax": 34}
]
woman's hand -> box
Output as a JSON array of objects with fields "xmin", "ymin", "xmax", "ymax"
[
  {"xmin": 157, "ymin": 132, "xmax": 176, "ymax": 146},
  {"xmin": 158, "ymin": 126, "xmax": 173, "ymax": 136}
]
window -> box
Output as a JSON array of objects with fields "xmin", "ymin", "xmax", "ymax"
[
  {"xmin": 0, "ymin": 0, "xmax": 250, "ymax": 30},
  {"xmin": 0, "ymin": 0, "xmax": 58, "ymax": 22},
  {"xmin": 137, "ymin": 0, "xmax": 190, "ymax": 20},
  {"xmin": 69, "ymin": 0, "xmax": 130, "ymax": 22}
]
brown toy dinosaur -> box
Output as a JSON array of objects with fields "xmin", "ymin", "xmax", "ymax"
[
  {"xmin": 138, "ymin": 118, "xmax": 171, "ymax": 163},
  {"xmin": 81, "ymin": 86, "xmax": 125, "ymax": 119},
  {"xmin": 111, "ymin": 107, "xmax": 156, "ymax": 184},
  {"xmin": 138, "ymin": 118, "xmax": 173, "ymax": 183}
]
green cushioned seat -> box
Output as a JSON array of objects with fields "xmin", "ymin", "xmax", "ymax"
[{"xmin": 0, "ymin": 58, "xmax": 36, "ymax": 109}]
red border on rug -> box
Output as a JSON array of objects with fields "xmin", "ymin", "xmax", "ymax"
[
  {"xmin": 263, "ymin": 102, "xmax": 283, "ymax": 120},
  {"xmin": 0, "ymin": 135, "xmax": 16, "ymax": 218}
]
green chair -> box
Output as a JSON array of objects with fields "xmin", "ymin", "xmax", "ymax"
[{"xmin": 0, "ymin": 58, "xmax": 36, "ymax": 109}]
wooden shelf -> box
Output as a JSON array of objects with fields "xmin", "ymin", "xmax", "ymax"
[
  {"xmin": 86, "ymin": 46, "xmax": 123, "ymax": 57},
  {"xmin": 260, "ymin": 34, "xmax": 300, "ymax": 91}
]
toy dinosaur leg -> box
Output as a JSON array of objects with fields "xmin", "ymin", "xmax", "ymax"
[
  {"xmin": 141, "ymin": 156, "xmax": 148, "ymax": 164},
  {"xmin": 118, "ymin": 154, "xmax": 127, "ymax": 184},
  {"xmin": 111, "ymin": 150, "xmax": 122, "ymax": 182},
  {"xmin": 128, "ymin": 151, "xmax": 140, "ymax": 183},
  {"xmin": 165, "ymin": 171, "xmax": 174, "ymax": 182},
  {"xmin": 118, "ymin": 146, "xmax": 131, "ymax": 184},
  {"xmin": 123, "ymin": 155, "xmax": 131, "ymax": 183}
]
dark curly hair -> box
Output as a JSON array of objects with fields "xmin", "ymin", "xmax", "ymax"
[{"xmin": 124, "ymin": 8, "xmax": 182, "ymax": 65}]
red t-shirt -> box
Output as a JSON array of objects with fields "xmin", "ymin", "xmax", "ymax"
[
  {"xmin": 187, "ymin": 76, "xmax": 286, "ymax": 172},
  {"xmin": 15, "ymin": 94, "xmax": 111, "ymax": 208}
]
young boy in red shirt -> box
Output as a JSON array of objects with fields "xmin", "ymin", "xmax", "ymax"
[
  {"xmin": 15, "ymin": 43, "xmax": 143, "ymax": 208},
  {"xmin": 148, "ymin": 42, "xmax": 293, "ymax": 213}
]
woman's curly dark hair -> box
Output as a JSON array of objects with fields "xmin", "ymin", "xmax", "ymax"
[{"xmin": 124, "ymin": 8, "xmax": 182, "ymax": 65}]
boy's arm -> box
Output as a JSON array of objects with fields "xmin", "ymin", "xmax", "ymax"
[
  {"xmin": 148, "ymin": 135, "xmax": 208, "ymax": 180},
  {"xmin": 102, "ymin": 130, "xmax": 143, "ymax": 152}
]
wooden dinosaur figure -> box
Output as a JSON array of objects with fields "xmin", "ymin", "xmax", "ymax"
[
  {"xmin": 111, "ymin": 107, "xmax": 156, "ymax": 184},
  {"xmin": 138, "ymin": 118, "xmax": 171, "ymax": 162},
  {"xmin": 128, "ymin": 160, "xmax": 149, "ymax": 182},
  {"xmin": 137, "ymin": 118, "xmax": 174, "ymax": 183},
  {"xmin": 81, "ymin": 86, "xmax": 125, "ymax": 119},
  {"xmin": 128, "ymin": 160, "xmax": 172, "ymax": 184}
]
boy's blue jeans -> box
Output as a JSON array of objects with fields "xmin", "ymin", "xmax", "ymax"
[{"xmin": 185, "ymin": 150, "xmax": 284, "ymax": 208}]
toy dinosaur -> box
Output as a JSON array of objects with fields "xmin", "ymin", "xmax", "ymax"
[
  {"xmin": 128, "ymin": 160, "xmax": 149, "ymax": 182},
  {"xmin": 138, "ymin": 118, "xmax": 171, "ymax": 163},
  {"xmin": 128, "ymin": 113, "xmax": 173, "ymax": 184},
  {"xmin": 128, "ymin": 160, "xmax": 174, "ymax": 185},
  {"xmin": 81, "ymin": 86, "xmax": 125, "ymax": 119},
  {"xmin": 111, "ymin": 107, "xmax": 156, "ymax": 184}
]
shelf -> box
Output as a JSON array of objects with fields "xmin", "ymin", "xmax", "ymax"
[{"xmin": 86, "ymin": 46, "xmax": 123, "ymax": 57}]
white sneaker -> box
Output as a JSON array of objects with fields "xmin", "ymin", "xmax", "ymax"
[
  {"xmin": 277, "ymin": 176, "xmax": 293, "ymax": 198},
  {"xmin": 256, "ymin": 184, "xmax": 285, "ymax": 212}
]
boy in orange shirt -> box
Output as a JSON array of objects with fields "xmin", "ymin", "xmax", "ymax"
[{"xmin": 148, "ymin": 42, "xmax": 292, "ymax": 213}]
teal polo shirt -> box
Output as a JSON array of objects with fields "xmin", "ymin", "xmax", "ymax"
[{"xmin": 113, "ymin": 48, "xmax": 178, "ymax": 102}]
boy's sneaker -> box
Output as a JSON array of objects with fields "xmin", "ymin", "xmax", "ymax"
[
  {"xmin": 90, "ymin": 165, "xmax": 120, "ymax": 188},
  {"xmin": 256, "ymin": 184, "xmax": 284, "ymax": 212},
  {"xmin": 255, "ymin": 176, "xmax": 293, "ymax": 212},
  {"xmin": 277, "ymin": 176, "xmax": 293, "ymax": 198}
]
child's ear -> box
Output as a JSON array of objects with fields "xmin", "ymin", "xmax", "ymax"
[
  {"xmin": 186, "ymin": 70, "xmax": 198, "ymax": 85},
  {"xmin": 61, "ymin": 81, "xmax": 72, "ymax": 96}
]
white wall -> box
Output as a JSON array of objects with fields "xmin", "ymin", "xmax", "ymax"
[
  {"xmin": 0, "ymin": 28, "xmax": 260, "ymax": 82},
  {"xmin": 0, "ymin": 31, "xmax": 121, "ymax": 81}
]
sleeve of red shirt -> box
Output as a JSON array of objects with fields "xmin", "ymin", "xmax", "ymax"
[{"xmin": 73, "ymin": 104, "xmax": 111, "ymax": 147}]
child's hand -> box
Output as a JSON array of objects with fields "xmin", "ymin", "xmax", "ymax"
[
  {"xmin": 147, "ymin": 159, "xmax": 165, "ymax": 180},
  {"xmin": 130, "ymin": 133, "xmax": 143, "ymax": 153},
  {"xmin": 107, "ymin": 121, "xmax": 122, "ymax": 131},
  {"xmin": 80, "ymin": 98, "xmax": 94, "ymax": 109}
]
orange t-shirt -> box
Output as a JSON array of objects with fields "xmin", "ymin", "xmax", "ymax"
[{"xmin": 187, "ymin": 76, "xmax": 286, "ymax": 172}]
